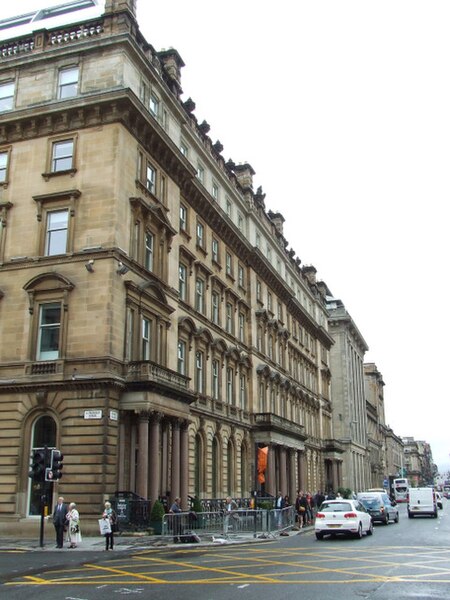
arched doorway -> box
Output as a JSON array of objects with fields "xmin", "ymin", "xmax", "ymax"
[{"xmin": 28, "ymin": 415, "xmax": 57, "ymax": 516}]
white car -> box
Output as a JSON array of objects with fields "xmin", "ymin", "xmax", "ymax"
[{"xmin": 315, "ymin": 499, "xmax": 374, "ymax": 540}]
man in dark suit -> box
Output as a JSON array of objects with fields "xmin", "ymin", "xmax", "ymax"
[{"xmin": 52, "ymin": 496, "xmax": 67, "ymax": 548}]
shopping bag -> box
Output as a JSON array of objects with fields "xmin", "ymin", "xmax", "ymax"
[{"xmin": 99, "ymin": 518, "xmax": 112, "ymax": 535}]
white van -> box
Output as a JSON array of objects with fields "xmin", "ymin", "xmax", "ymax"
[{"xmin": 407, "ymin": 487, "xmax": 437, "ymax": 518}]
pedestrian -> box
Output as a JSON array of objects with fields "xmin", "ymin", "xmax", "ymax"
[
  {"xmin": 102, "ymin": 500, "xmax": 117, "ymax": 551},
  {"xmin": 275, "ymin": 491, "xmax": 285, "ymax": 528},
  {"xmin": 223, "ymin": 496, "xmax": 239, "ymax": 534},
  {"xmin": 66, "ymin": 502, "xmax": 82, "ymax": 548},
  {"xmin": 51, "ymin": 496, "xmax": 67, "ymax": 549},
  {"xmin": 296, "ymin": 491, "xmax": 308, "ymax": 528},
  {"xmin": 169, "ymin": 496, "xmax": 182, "ymax": 543}
]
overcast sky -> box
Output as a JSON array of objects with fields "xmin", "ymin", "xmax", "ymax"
[{"xmin": 5, "ymin": 0, "xmax": 450, "ymax": 473}]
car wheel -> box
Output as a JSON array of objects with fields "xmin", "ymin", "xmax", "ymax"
[
  {"xmin": 433, "ymin": 511, "xmax": 438, "ymax": 518},
  {"xmin": 408, "ymin": 512, "xmax": 413, "ymax": 518},
  {"xmin": 315, "ymin": 532, "xmax": 324, "ymax": 540},
  {"xmin": 354, "ymin": 523, "xmax": 363, "ymax": 539},
  {"xmin": 384, "ymin": 514, "xmax": 389, "ymax": 525},
  {"xmin": 394, "ymin": 513, "xmax": 399, "ymax": 523},
  {"xmin": 366, "ymin": 521, "xmax": 374, "ymax": 536}
]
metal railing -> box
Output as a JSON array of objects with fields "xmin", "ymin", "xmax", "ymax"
[{"xmin": 161, "ymin": 506, "xmax": 295, "ymax": 540}]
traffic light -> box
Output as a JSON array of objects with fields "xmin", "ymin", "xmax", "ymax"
[
  {"xmin": 29, "ymin": 448, "xmax": 48, "ymax": 482},
  {"xmin": 51, "ymin": 449, "xmax": 64, "ymax": 480}
]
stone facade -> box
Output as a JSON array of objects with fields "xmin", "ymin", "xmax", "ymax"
[{"xmin": 0, "ymin": 0, "xmax": 340, "ymax": 533}]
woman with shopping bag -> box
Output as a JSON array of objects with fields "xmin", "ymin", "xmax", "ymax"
[{"xmin": 100, "ymin": 500, "xmax": 117, "ymax": 550}]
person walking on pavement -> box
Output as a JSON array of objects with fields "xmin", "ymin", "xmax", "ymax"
[
  {"xmin": 223, "ymin": 496, "xmax": 239, "ymax": 535},
  {"xmin": 102, "ymin": 500, "xmax": 117, "ymax": 551},
  {"xmin": 51, "ymin": 496, "xmax": 67, "ymax": 548},
  {"xmin": 275, "ymin": 491, "xmax": 286, "ymax": 528},
  {"xmin": 169, "ymin": 497, "xmax": 182, "ymax": 543}
]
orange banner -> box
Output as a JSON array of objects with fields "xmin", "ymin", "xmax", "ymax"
[{"xmin": 257, "ymin": 446, "xmax": 268, "ymax": 483}]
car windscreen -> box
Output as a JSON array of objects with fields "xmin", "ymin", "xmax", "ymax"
[
  {"xmin": 320, "ymin": 502, "xmax": 352, "ymax": 512},
  {"xmin": 359, "ymin": 498, "xmax": 381, "ymax": 509}
]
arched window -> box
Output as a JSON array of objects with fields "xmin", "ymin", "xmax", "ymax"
[
  {"xmin": 227, "ymin": 440, "xmax": 234, "ymax": 495},
  {"xmin": 194, "ymin": 433, "xmax": 203, "ymax": 496},
  {"xmin": 240, "ymin": 443, "xmax": 247, "ymax": 496},
  {"xmin": 212, "ymin": 436, "xmax": 220, "ymax": 498},
  {"xmin": 29, "ymin": 415, "xmax": 57, "ymax": 516}
]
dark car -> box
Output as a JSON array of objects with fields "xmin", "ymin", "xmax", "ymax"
[{"xmin": 357, "ymin": 492, "xmax": 399, "ymax": 525}]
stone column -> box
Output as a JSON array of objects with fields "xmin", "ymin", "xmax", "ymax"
[
  {"xmin": 279, "ymin": 446, "xmax": 287, "ymax": 495},
  {"xmin": 332, "ymin": 460, "xmax": 340, "ymax": 492},
  {"xmin": 161, "ymin": 420, "xmax": 169, "ymax": 495},
  {"xmin": 298, "ymin": 451, "xmax": 306, "ymax": 491},
  {"xmin": 148, "ymin": 412, "xmax": 162, "ymax": 505},
  {"xmin": 289, "ymin": 449, "xmax": 297, "ymax": 501},
  {"xmin": 170, "ymin": 419, "xmax": 181, "ymax": 503},
  {"xmin": 137, "ymin": 412, "xmax": 149, "ymax": 499},
  {"xmin": 267, "ymin": 445, "xmax": 276, "ymax": 496},
  {"xmin": 180, "ymin": 420, "xmax": 190, "ymax": 510},
  {"xmin": 118, "ymin": 413, "xmax": 126, "ymax": 490}
]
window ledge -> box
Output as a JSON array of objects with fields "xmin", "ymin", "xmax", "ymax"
[{"xmin": 42, "ymin": 168, "xmax": 77, "ymax": 181}]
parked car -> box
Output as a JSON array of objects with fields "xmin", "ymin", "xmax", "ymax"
[
  {"xmin": 436, "ymin": 492, "xmax": 443, "ymax": 510},
  {"xmin": 357, "ymin": 492, "xmax": 399, "ymax": 525},
  {"xmin": 315, "ymin": 499, "xmax": 373, "ymax": 540},
  {"xmin": 407, "ymin": 487, "xmax": 438, "ymax": 518}
]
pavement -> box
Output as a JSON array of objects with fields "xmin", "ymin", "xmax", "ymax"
[{"xmin": 0, "ymin": 525, "xmax": 313, "ymax": 552}]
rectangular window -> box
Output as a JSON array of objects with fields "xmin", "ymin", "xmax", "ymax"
[
  {"xmin": 149, "ymin": 93, "xmax": 160, "ymax": 118},
  {"xmin": 179, "ymin": 204, "xmax": 187, "ymax": 231},
  {"xmin": 237, "ymin": 213, "xmax": 244, "ymax": 231},
  {"xmin": 238, "ymin": 264, "xmax": 244, "ymax": 288},
  {"xmin": 51, "ymin": 139, "xmax": 74, "ymax": 172},
  {"xmin": 212, "ymin": 359, "xmax": 219, "ymax": 400},
  {"xmin": 177, "ymin": 340, "xmax": 186, "ymax": 374},
  {"xmin": 226, "ymin": 367, "xmax": 233, "ymax": 404},
  {"xmin": 267, "ymin": 292, "xmax": 272, "ymax": 312},
  {"xmin": 266, "ymin": 244, "xmax": 272, "ymax": 262},
  {"xmin": 195, "ymin": 351, "xmax": 204, "ymax": 393},
  {"xmin": 255, "ymin": 233, "xmax": 261, "ymax": 249},
  {"xmin": 37, "ymin": 303, "xmax": 61, "ymax": 361},
  {"xmin": 196, "ymin": 221, "xmax": 204, "ymax": 248},
  {"xmin": 226, "ymin": 302, "xmax": 233, "ymax": 334},
  {"xmin": 58, "ymin": 66, "xmax": 79, "ymax": 99},
  {"xmin": 179, "ymin": 263, "xmax": 187, "ymax": 301},
  {"xmin": 142, "ymin": 317, "xmax": 151, "ymax": 360},
  {"xmin": 180, "ymin": 141, "xmax": 188, "ymax": 157},
  {"xmin": 226, "ymin": 198, "xmax": 232, "ymax": 219},
  {"xmin": 212, "ymin": 238, "xmax": 219, "ymax": 263},
  {"xmin": 146, "ymin": 162, "xmax": 156, "ymax": 193},
  {"xmin": 211, "ymin": 291, "xmax": 219, "ymax": 325},
  {"xmin": 196, "ymin": 164, "xmax": 204, "ymax": 182},
  {"xmin": 277, "ymin": 302, "xmax": 283, "ymax": 321},
  {"xmin": 195, "ymin": 278, "xmax": 205, "ymax": 313},
  {"xmin": 225, "ymin": 252, "xmax": 232, "ymax": 276},
  {"xmin": 240, "ymin": 375, "xmax": 246, "ymax": 409},
  {"xmin": 238, "ymin": 312, "xmax": 245, "ymax": 343},
  {"xmin": 0, "ymin": 81, "xmax": 14, "ymax": 112},
  {"xmin": 145, "ymin": 232, "xmax": 154, "ymax": 271},
  {"xmin": 212, "ymin": 183, "xmax": 219, "ymax": 200},
  {"xmin": 45, "ymin": 209, "xmax": 68, "ymax": 256},
  {"xmin": 0, "ymin": 150, "xmax": 9, "ymax": 183}
]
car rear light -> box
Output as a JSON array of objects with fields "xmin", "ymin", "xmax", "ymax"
[
  {"xmin": 344, "ymin": 512, "xmax": 357, "ymax": 518},
  {"xmin": 316, "ymin": 512, "xmax": 325, "ymax": 519}
]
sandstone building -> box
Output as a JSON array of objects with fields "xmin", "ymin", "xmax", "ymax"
[{"xmin": 0, "ymin": 0, "xmax": 344, "ymax": 532}]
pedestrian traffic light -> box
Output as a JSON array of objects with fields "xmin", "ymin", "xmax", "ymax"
[
  {"xmin": 29, "ymin": 448, "xmax": 48, "ymax": 482},
  {"xmin": 51, "ymin": 449, "xmax": 64, "ymax": 480}
]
